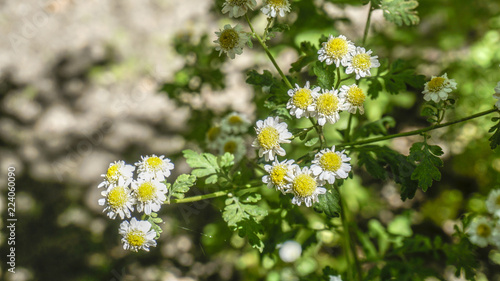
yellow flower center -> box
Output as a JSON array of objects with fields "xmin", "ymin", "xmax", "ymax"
[
  {"xmin": 292, "ymin": 174, "xmax": 317, "ymax": 197},
  {"xmin": 106, "ymin": 164, "xmax": 119, "ymax": 181},
  {"xmin": 146, "ymin": 157, "xmax": 163, "ymax": 171},
  {"xmin": 126, "ymin": 230, "xmax": 146, "ymax": 247},
  {"xmin": 347, "ymin": 85, "xmax": 366, "ymax": 106},
  {"xmin": 268, "ymin": 0, "xmax": 287, "ymax": 7},
  {"xmin": 270, "ymin": 164, "xmax": 287, "ymax": 186},
  {"xmin": 352, "ymin": 53, "xmax": 371, "ymax": 71},
  {"xmin": 137, "ymin": 182, "xmax": 156, "ymax": 202},
  {"xmin": 228, "ymin": 115, "xmax": 243, "ymax": 125},
  {"xmin": 229, "ymin": 0, "xmax": 247, "ymax": 5},
  {"xmin": 207, "ymin": 126, "xmax": 221, "ymax": 142},
  {"xmin": 316, "ymin": 93, "xmax": 338, "ymax": 115},
  {"xmin": 292, "ymin": 88, "xmax": 313, "ymax": 109},
  {"xmin": 427, "ymin": 77, "xmax": 446, "ymax": 93},
  {"xmin": 224, "ymin": 141, "xmax": 238, "ymax": 154},
  {"xmin": 257, "ymin": 126, "xmax": 279, "ymax": 150},
  {"xmin": 320, "ymin": 152, "xmax": 342, "ymax": 172},
  {"xmin": 476, "ymin": 223, "xmax": 491, "ymax": 238},
  {"xmin": 108, "ymin": 186, "xmax": 128, "ymax": 209},
  {"xmin": 219, "ymin": 28, "xmax": 239, "ymax": 50},
  {"xmin": 325, "ymin": 38, "xmax": 349, "ymax": 59}
]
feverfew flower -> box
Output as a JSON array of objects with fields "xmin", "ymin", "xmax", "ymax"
[
  {"xmin": 262, "ymin": 157, "xmax": 295, "ymax": 193},
  {"xmin": 339, "ymin": 84, "xmax": 366, "ymax": 114},
  {"xmin": 493, "ymin": 81, "xmax": 500, "ymax": 110},
  {"xmin": 345, "ymin": 47, "xmax": 380, "ymax": 80},
  {"xmin": 284, "ymin": 166, "xmax": 326, "ymax": 207},
  {"xmin": 206, "ymin": 125, "xmax": 223, "ymax": 150},
  {"xmin": 214, "ymin": 24, "xmax": 249, "ymax": 59},
  {"xmin": 422, "ymin": 73, "xmax": 457, "ymax": 103},
  {"xmin": 131, "ymin": 178, "xmax": 168, "ymax": 215},
  {"xmin": 313, "ymin": 89, "xmax": 344, "ymax": 126},
  {"xmin": 486, "ymin": 189, "xmax": 500, "ymax": 217},
  {"xmin": 119, "ymin": 217, "xmax": 157, "ymax": 252},
  {"xmin": 98, "ymin": 160, "xmax": 135, "ymax": 188},
  {"xmin": 221, "ymin": 112, "xmax": 251, "ymax": 134},
  {"xmin": 218, "ymin": 135, "xmax": 246, "ymax": 162},
  {"xmin": 329, "ymin": 275, "xmax": 343, "ymax": 281},
  {"xmin": 318, "ymin": 35, "xmax": 355, "ymax": 67},
  {"xmin": 135, "ymin": 154, "xmax": 174, "ymax": 181},
  {"xmin": 466, "ymin": 217, "xmax": 497, "ymax": 247},
  {"xmin": 311, "ymin": 146, "xmax": 351, "ymax": 185},
  {"xmin": 279, "ymin": 240, "xmax": 302, "ymax": 263},
  {"xmin": 222, "ymin": 0, "xmax": 257, "ymax": 18},
  {"xmin": 261, "ymin": 0, "xmax": 291, "ymax": 18},
  {"xmin": 252, "ymin": 116, "xmax": 293, "ymax": 161},
  {"xmin": 98, "ymin": 177, "xmax": 135, "ymax": 220},
  {"xmin": 286, "ymin": 81, "xmax": 320, "ymax": 118}
]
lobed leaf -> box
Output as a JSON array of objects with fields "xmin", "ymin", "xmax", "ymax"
[
  {"xmin": 488, "ymin": 117, "xmax": 500, "ymax": 149},
  {"xmin": 408, "ymin": 142, "xmax": 443, "ymax": 192},
  {"xmin": 168, "ymin": 174, "xmax": 196, "ymax": 200},
  {"xmin": 380, "ymin": 0, "xmax": 420, "ymax": 26},
  {"xmin": 313, "ymin": 188, "xmax": 341, "ymax": 218}
]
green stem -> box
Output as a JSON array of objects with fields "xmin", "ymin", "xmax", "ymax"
[
  {"xmin": 335, "ymin": 66, "xmax": 342, "ymax": 89},
  {"xmin": 262, "ymin": 17, "xmax": 275, "ymax": 42},
  {"xmin": 344, "ymin": 114, "xmax": 353, "ymax": 142},
  {"xmin": 338, "ymin": 186, "xmax": 362, "ymax": 281},
  {"xmin": 362, "ymin": 2, "xmax": 373, "ymax": 46},
  {"xmin": 337, "ymin": 108, "xmax": 498, "ymax": 149},
  {"xmin": 309, "ymin": 117, "xmax": 325, "ymax": 149},
  {"xmin": 171, "ymin": 185, "xmax": 260, "ymax": 204}
]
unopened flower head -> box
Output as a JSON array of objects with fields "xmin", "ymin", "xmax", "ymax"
[
  {"xmin": 262, "ymin": 157, "xmax": 295, "ymax": 193},
  {"xmin": 466, "ymin": 217, "xmax": 499, "ymax": 247},
  {"xmin": 318, "ymin": 35, "xmax": 355, "ymax": 67},
  {"xmin": 132, "ymin": 178, "xmax": 168, "ymax": 215},
  {"xmin": 286, "ymin": 81, "xmax": 320, "ymax": 118},
  {"xmin": 214, "ymin": 24, "xmax": 249, "ymax": 59},
  {"xmin": 311, "ymin": 146, "xmax": 351, "ymax": 185},
  {"xmin": 339, "ymin": 84, "xmax": 366, "ymax": 114},
  {"xmin": 135, "ymin": 154, "xmax": 174, "ymax": 181},
  {"xmin": 218, "ymin": 135, "xmax": 246, "ymax": 162},
  {"xmin": 98, "ymin": 160, "xmax": 135, "ymax": 188},
  {"xmin": 98, "ymin": 177, "xmax": 135, "ymax": 220},
  {"xmin": 119, "ymin": 217, "xmax": 157, "ymax": 252},
  {"xmin": 252, "ymin": 116, "xmax": 293, "ymax": 161},
  {"xmin": 493, "ymin": 81, "xmax": 500, "ymax": 110},
  {"xmin": 313, "ymin": 88, "xmax": 344, "ymax": 126},
  {"xmin": 222, "ymin": 0, "xmax": 257, "ymax": 18},
  {"xmin": 284, "ymin": 166, "xmax": 326, "ymax": 207},
  {"xmin": 422, "ymin": 73, "xmax": 457, "ymax": 103},
  {"xmin": 486, "ymin": 189, "xmax": 500, "ymax": 217},
  {"xmin": 261, "ymin": 0, "xmax": 291, "ymax": 18},
  {"xmin": 345, "ymin": 47, "xmax": 380, "ymax": 80},
  {"xmin": 221, "ymin": 112, "xmax": 251, "ymax": 134}
]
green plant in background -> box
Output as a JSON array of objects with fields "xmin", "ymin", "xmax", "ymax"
[{"xmin": 94, "ymin": 0, "xmax": 500, "ymax": 280}]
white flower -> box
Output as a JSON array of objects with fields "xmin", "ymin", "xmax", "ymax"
[
  {"xmin": 221, "ymin": 112, "xmax": 251, "ymax": 134},
  {"xmin": 339, "ymin": 84, "xmax": 366, "ymax": 114},
  {"xmin": 279, "ymin": 240, "xmax": 302, "ymax": 263},
  {"xmin": 493, "ymin": 81, "xmax": 500, "ymax": 110},
  {"xmin": 214, "ymin": 24, "xmax": 249, "ymax": 59},
  {"xmin": 98, "ymin": 177, "xmax": 135, "ymax": 220},
  {"xmin": 98, "ymin": 160, "xmax": 135, "ymax": 188},
  {"xmin": 313, "ymin": 88, "xmax": 344, "ymax": 126},
  {"xmin": 261, "ymin": 0, "xmax": 291, "ymax": 18},
  {"xmin": 252, "ymin": 116, "xmax": 293, "ymax": 161},
  {"xmin": 135, "ymin": 154, "xmax": 174, "ymax": 181},
  {"xmin": 284, "ymin": 166, "xmax": 326, "ymax": 207},
  {"xmin": 329, "ymin": 275, "xmax": 343, "ymax": 281},
  {"xmin": 131, "ymin": 178, "xmax": 168, "ymax": 215},
  {"xmin": 466, "ymin": 217, "xmax": 498, "ymax": 247},
  {"xmin": 262, "ymin": 157, "xmax": 295, "ymax": 193},
  {"xmin": 222, "ymin": 0, "xmax": 257, "ymax": 18},
  {"xmin": 119, "ymin": 217, "xmax": 157, "ymax": 252},
  {"xmin": 311, "ymin": 146, "xmax": 351, "ymax": 185},
  {"xmin": 206, "ymin": 125, "xmax": 223, "ymax": 150},
  {"xmin": 422, "ymin": 73, "xmax": 457, "ymax": 103},
  {"xmin": 345, "ymin": 47, "xmax": 380, "ymax": 80},
  {"xmin": 318, "ymin": 35, "xmax": 355, "ymax": 67},
  {"xmin": 486, "ymin": 189, "xmax": 500, "ymax": 217},
  {"xmin": 286, "ymin": 81, "xmax": 320, "ymax": 119},
  {"xmin": 218, "ymin": 135, "xmax": 246, "ymax": 162}
]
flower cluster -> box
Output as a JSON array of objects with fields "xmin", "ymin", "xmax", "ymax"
[
  {"xmin": 466, "ymin": 189, "xmax": 500, "ymax": 248},
  {"xmin": 206, "ymin": 112, "xmax": 251, "ymax": 162},
  {"xmin": 97, "ymin": 155, "xmax": 174, "ymax": 252}
]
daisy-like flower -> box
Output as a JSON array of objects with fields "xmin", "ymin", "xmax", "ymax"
[
  {"xmin": 221, "ymin": 112, "xmax": 251, "ymax": 134},
  {"xmin": 218, "ymin": 135, "xmax": 246, "ymax": 162},
  {"xmin": 486, "ymin": 189, "xmax": 500, "ymax": 217},
  {"xmin": 317, "ymin": 35, "xmax": 355, "ymax": 67},
  {"xmin": 261, "ymin": 0, "xmax": 291, "ymax": 18},
  {"xmin": 262, "ymin": 157, "xmax": 295, "ymax": 193},
  {"xmin": 206, "ymin": 125, "xmax": 223, "ymax": 150},
  {"xmin": 119, "ymin": 217, "xmax": 157, "ymax": 252},
  {"xmin": 284, "ymin": 166, "xmax": 326, "ymax": 207},
  {"xmin": 493, "ymin": 81, "xmax": 500, "ymax": 110},
  {"xmin": 98, "ymin": 160, "xmax": 135, "ymax": 188},
  {"xmin": 466, "ymin": 216, "xmax": 498, "ymax": 247},
  {"xmin": 252, "ymin": 116, "xmax": 293, "ymax": 161},
  {"xmin": 135, "ymin": 154, "xmax": 174, "ymax": 181},
  {"xmin": 214, "ymin": 24, "xmax": 249, "ymax": 59},
  {"xmin": 339, "ymin": 84, "xmax": 366, "ymax": 114},
  {"xmin": 221, "ymin": 0, "xmax": 257, "ymax": 18},
  {"xmin": 345, "ymin": 47, "xmax": 380, "ymax": 80},
  {"xmin": 422, "ymin": 73, "xmax": 457, "ymax": 103},
  {"xmin": 313, "ymin": 88, "xmax": 344, "ymax": 126},
  {"xmin": 286, "ymin": 81, "xmax": 320, "ymax": 119},
  {"xmin": 311, "ymin": 146, "xmax": 351, "ymax": 185},
  {"xmin": 131, "ymin": 178, "xmax": 168, "ymax": 215},
  {"xmin": 98, "ymin": 177, "xmax": 135, "ymax": 220}
]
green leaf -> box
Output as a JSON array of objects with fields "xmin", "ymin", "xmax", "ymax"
[
  {"xmin": 313, "ymin": 61, "xmax": 336, "ymax": 89},
  {"xmin": 168, "ymin": 174, "xmax": 196, "ymax": 200},
  {"xmin": 408, "ymin": 141, "xmax": 443, "ymax": 191},
  {"xmin": 358, "ymin": 151, "xmax": 387, "ymax": 180},
  {"xmin": 290, "ymin": 41, "xmax": 318, "ymax": 73},
  {"xmin": 234, "ymin": 219, "xmax": 265, "ymax": 252},
  {"xmin": 489, "ymin": 117, "xmax": 500, "ymax": 149},
  {"xmin": 182, "ymin": 150, "xmax": 234, "ymax": 184},
  {"xmin": 353, "ymin": 116, "xmax": 396, "ymax": 140},
  {"xmin": 246, "ymin": 69, "xmax": 274, "ymax": 86},
  {"xmin": 313, "ymin": 188, "xmax": 341, "ymax": 218},
  {"xmin": 223, "ymin": 193, "xmax": 268, "ymax": 227},
  {"xmin": 147, "ymin": 213, "xmax": 164, "ymax": 239},
  {"xmin": 382, "ymin": 59, "xmax": 426, "ymax": 94},
  {"xmin": 304, "ymin": 137, "xmax": 319, "ymax": 147},
  {"xmin": 367, "ymin": 77, "xmax": 383, "ymax": 99},
  {"xmin": 380, "ymin": 0, "xmax": 420, "ymax": 26}
]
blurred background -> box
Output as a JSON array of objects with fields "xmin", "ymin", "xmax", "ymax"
[{"xmin": 1, "ymin": 0, "xmax": 500, "ymax": 280}]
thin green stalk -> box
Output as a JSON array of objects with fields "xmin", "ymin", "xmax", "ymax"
[
  {"xmin": 335, "ymin": 66, "xmax": 342, "ymax": 88},
  {"xmin": 171, "ymin": 185, "xmax": 260, "ymax": 204},
  {"xmin": 338, "ymin": 187, "xmax": 362, "ymax": 281},
  {"xmin": 262, "ymin": 17, "xmax": 275, "ymax": 42},
  {"xmin": 344, "ymin": 114, "xmax": 353, "ymax": 142},
  {"xmin": 362, "ymin": 2, "xmax": 373, "ymax": 46},
  {"xmin": 309, "ymin": 117, "xmax": 325, "ymax": 148},
  {"xmin": 337, "ymin": 108, "xmax": 498, "ymax": 149}
]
